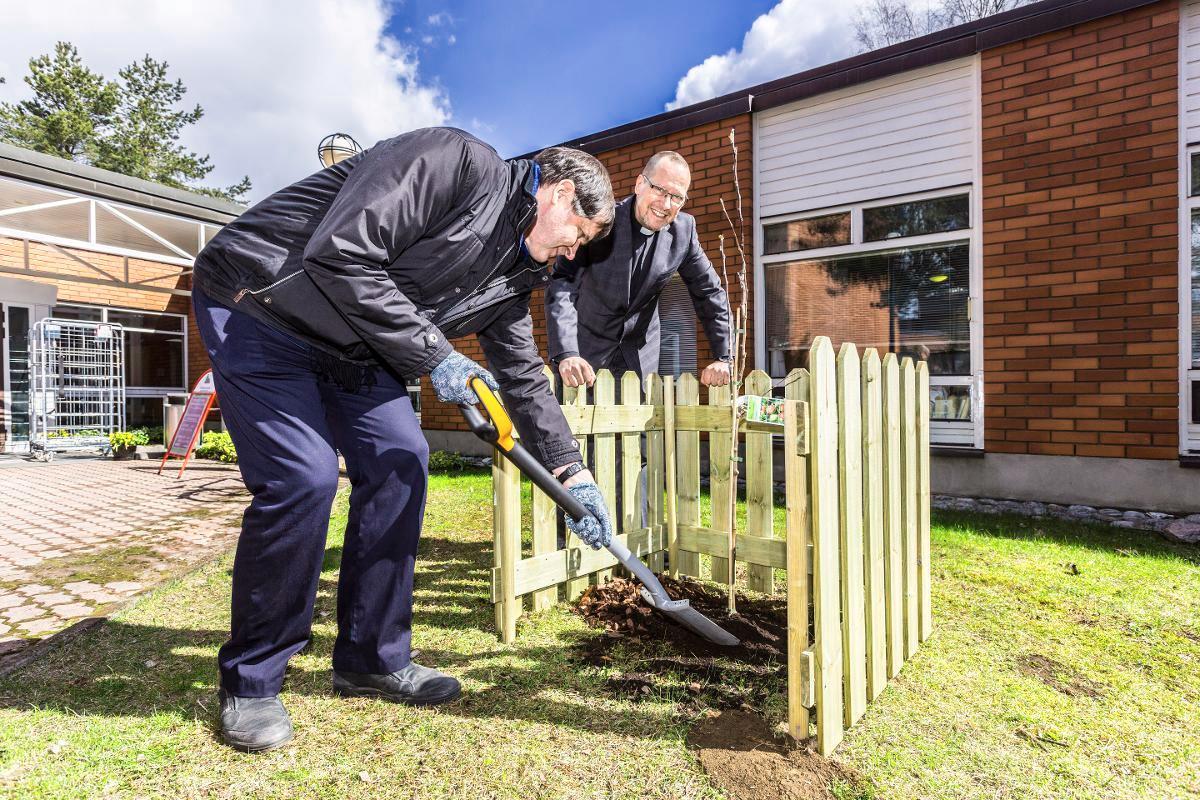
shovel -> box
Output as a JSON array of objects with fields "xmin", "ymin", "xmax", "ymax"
[{"xmin": 459, "ymin": 376, "xmax": 738, "ymax": 647}]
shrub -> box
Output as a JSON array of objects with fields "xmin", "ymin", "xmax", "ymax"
[
  {"xmin": 109, "ymin": 428, "xmax": 149, "ymax": 450},
  {"xmin": 195, "ymin": 430, "xmax": 238, "ymax": 463},
  {"xmin": 427, "ymin": 450, "xmax": 469, "ymax": 472}
]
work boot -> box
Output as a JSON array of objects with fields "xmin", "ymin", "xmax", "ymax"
[
  {"xmin": 332, "ymin": 662, "xmax": 462, "ymax": 706},
  {"xmin": 217, "ymin": 688, "xmax": 294, "ymax": 753}
]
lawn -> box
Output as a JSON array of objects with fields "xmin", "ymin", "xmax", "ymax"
[{"xmin": 0, "ymin": 469, "xmax": 1197, "ymax": 799}]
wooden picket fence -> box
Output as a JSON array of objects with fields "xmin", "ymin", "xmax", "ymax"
[{"xmin": 489, "ymin": 336, "xmax": 932, "ymax": 755}]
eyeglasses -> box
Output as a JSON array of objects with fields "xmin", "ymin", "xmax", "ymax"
[{"xmin": 641, "ymin": 174, "xmax": 687, "ymax": 207}]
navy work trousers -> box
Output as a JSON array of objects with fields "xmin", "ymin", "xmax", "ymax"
[{"xmin": 193, "ymin": 286, "xmax": 428, "ymax": 697}]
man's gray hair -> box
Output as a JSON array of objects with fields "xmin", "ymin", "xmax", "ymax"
[
  {"xmin": 643, "ymin": 151, "xmax": 690, "ymax": 177},
  {"xmin": 534, "ymin": 146, "xmax": 616, "ymax": 237}
]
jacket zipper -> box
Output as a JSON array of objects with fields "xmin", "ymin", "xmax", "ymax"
[{"xmin": 233, "ymin": 270, "xmax": 305, "ymax": 303}]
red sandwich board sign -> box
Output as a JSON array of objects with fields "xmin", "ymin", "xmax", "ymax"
[{"xmin": 158, "ymin": 370, "xmax": 218, "ymax": 478}]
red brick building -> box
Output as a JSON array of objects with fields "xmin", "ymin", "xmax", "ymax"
[{"xmin": 426, "ymin": 0, "xmax": 1200, "ymax": 512}]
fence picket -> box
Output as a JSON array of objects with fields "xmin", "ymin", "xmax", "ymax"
[
  {"xmin": 675, "ymin": 373, "xmax": 701, "ymax": 577},
  {"xmin": 621, "ymin": 371, "xmax": 646, "ymax": 574},
  {"xmin": 860, "ymin": 350, "xmax": 887, "ymax": 699},
  {"xmin": 917, "ymin": 362, "xmax": 933, "ymax": 642},
  {"xmin": 745, "ymin": 370, "xmax": 775, "ymax": 594},
  {"xmin": 900, "ymin": 358, "xmax": 919, "ymax": 659},
  {"xmin": 493, "ymin": 453, "xmax": 520, "ymax": 643},
  {"xmin": 809, "ymin": 337, "xmax": 844, "ymax": 756},
  {"xmin": 594, "ymin": 370, "xmax": 617, "ymax": 586},
  {"xmin": 531, "ymin": 366, "xmax": 559, "ymax": 612},
  {"xmin": 836, "ymin": 343, "xmax": 867, "ymax": 727},
  {"xmin": 563, "ymin": 382, "xmax": 590, "ymax": 601},
  {"xmin": 881, "ymin": 354, "xmax": 904, "ymax": 677},
  {"xmin": 645, "ymin": 375, "xmax": 666, "ymax": 572},
  {"xmin": 783, "ymin": 382, "xmax": 811, "ymax": 741},
  {"xmin": 709, "ymin": 383, "xmax": 733, "ymax": 585}
]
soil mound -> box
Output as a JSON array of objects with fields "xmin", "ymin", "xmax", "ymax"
[{"xmin": 688, "ymin": 710, "xmax": 865, "ymax": 800}]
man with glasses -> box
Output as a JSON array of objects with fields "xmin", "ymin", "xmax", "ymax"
[{"xmin": 546, "ymin": 151, "xmax": 731, "ymax": 389}]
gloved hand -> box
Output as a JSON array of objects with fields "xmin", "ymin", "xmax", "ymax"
[
  {"xmin": 565, "ymin": 482, "xmax": 613, "ymax": 550},
  {"xmin": 430, "ymin": 351, "xmax": 500, "ymax": 405}
]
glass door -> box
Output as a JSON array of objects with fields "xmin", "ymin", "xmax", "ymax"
[{"xmin": 1, "ymin": 304, "xmax": 32, "ymax": 449}]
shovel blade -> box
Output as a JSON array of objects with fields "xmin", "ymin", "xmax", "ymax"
[{"xmin": 638, "ymin": 588, "xmax": 740, "ymax": 647}]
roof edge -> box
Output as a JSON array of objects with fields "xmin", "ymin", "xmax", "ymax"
[{"xmin": 0, "ymin": 142, "xmax": 245, "ymax": 224}]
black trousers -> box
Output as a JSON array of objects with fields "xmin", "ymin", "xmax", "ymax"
[{"xmin": 194, "ymin": 287, "xmax": 428, "ymax": 697}]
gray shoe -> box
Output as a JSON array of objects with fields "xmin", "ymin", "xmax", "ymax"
[
  {"xmin": 332, "ymin": 662, "xmax": 462, "ymax": 706},
  {"xmin": 218, "ymin": 689, "xmax": 294, "ymax": 753}
]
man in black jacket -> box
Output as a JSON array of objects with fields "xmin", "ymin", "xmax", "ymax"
[
  {"xmin": 546, "ymin": 151, "xmax": 732, "ymax": 389},
  {"xmin": 192, "ymin": 127, "xmax": 615, "ymax": 752}
]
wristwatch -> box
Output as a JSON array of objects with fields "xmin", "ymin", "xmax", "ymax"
[{"xmin": 555, "ymin": 461, "xmax": 587, "ymax": 484}]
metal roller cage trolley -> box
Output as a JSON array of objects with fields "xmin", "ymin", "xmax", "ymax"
[{"xmin": 28, "ymin": 318, "xmax": 126, "ymax": 461}]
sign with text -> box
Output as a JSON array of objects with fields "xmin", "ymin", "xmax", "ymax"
[{"xmin": 158, "ymin": 370, "xmax": 218, "ymax": 478}]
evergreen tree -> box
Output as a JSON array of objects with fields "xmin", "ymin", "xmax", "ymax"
[
  {"xmin": 0, "ymin": 42, "xmax": 251, "ymax": 204},
  {"xmin": 0, "ymin": 42, "xmax": 118, "ymax": 161}
]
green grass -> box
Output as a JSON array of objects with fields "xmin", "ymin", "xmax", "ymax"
[{"xmin": 0, "ymin": 470, "xmax": 1197, "ymax": 798}]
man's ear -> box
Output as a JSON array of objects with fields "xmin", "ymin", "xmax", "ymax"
[{"xmin": 554, "ymin": 178, "xmax": 577, "ymax": 205}]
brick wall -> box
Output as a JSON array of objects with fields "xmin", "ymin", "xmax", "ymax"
[
  {"xmin": 981, "ymin": 1, "xmax": 1180, "ymax": 459},
  {"xmin": 420, "ymin": 114, "xmax": 753, "ymax": 435}
]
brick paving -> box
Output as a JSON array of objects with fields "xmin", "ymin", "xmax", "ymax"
[{"xmin": 0, "ymin": 459, "xmax": 250, "ymax": 649}]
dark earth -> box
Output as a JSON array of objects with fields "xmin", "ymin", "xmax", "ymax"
[{"xmin": 573, "ymin": 575, "xmax": 868, "ymax": 799}]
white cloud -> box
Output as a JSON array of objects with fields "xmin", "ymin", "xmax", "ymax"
[
  {"xmin": 421, "ymin": 35, "xmax": 435, "ymax": 45},
  {"xmin": 0, "ymin": 0, "xmax": 450, "ymax": 203},
  {"xmin": 447, "ymin": 34, "xmax": 457, "ymax": 45},
  {"xmin": 667, "ymin": 0, "xmax": 859, "ymax": 110},
  {"xmin": 469, "ymin": 117, "xmax": 495, "ymax": 135},
  {"xmin": 427, "ymin": 11, "xmax": 454, "ymax": 26}
]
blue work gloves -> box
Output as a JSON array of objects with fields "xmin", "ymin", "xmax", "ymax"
[
  {"xmin": 430, "ymin": 351, "xmax": 500, "ymax": 405},
  {"xmin": 565, "ymin": 482, "xmax": 614, "ymax": 550}
]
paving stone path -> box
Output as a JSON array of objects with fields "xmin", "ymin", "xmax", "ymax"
[{"xmin": 0, "ymin": 459, "xmax": 249, "ymax": 651}]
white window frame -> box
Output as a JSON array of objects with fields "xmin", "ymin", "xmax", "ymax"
[
  {"xmin": 1180, "ymin": 146, "xmax": 1200, "ymax": 454},
  {"xmin": 53, "ymin": 301, "xmax": 188, "ymax": 395},
  {"xmin": 754, "ymin": 184, "xmax": 983, "ymax": 448}
]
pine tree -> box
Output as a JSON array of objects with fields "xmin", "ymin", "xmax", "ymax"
[{"xmin": 0, "ymin": 42, "xmax": 251, "ymax": 204}]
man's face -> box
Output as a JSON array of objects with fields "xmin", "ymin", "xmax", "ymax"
[
  {"xmin": 633, "ymin": 159, "xmax": 690, "ymax": 232},
  {"xmin": 526, "ymin": 180, "xmax": 604, "ymax": 263}
]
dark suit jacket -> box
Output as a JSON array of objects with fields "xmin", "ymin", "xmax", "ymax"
[{"xmin": 545, "ymin": 196, "xmax": 731, "ymax": 378}]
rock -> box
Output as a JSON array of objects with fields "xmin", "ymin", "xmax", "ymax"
[
  {"xmin": 1186, "ymin": 514, "xmax": 1200, "ymax": 524},
  {"xmin": 1122, "ymin": 510, "xmax": 1148, "ymax": 521},
  {"xmin": 1067, "ymin": 505, "xmax": 1096, "ymax": 517},
  {"xmin": 1098, "ymin": 508, "xmax": 1122, "ymax": 516},
  {"xmin": 1162, "ymin": 520, "xmax": 1200, "ymax": 545},
  {"xmin": 1111, "ymin": 520, "xmax": 1137, "ymax": 529},
  {"xmin": 1025, "ymin": 502, "xmax": 1047, "ymax": 516}
]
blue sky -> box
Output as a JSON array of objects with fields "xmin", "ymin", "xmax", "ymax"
[
  {"xmin": 1, "ymin": 0, "xmax": 864, "ymax": 200},
  {"xmin": 386, "ymin": 0, "xmax": 780, "ymax": 157}
]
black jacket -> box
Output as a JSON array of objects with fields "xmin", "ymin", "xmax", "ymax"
[
  {"xmin": 194, "ymin": 127, "xmax": 581, "ymax": 468},
  {"xmin": 546, "ymin": 196, "xmax": 731, "ymax": 377}
]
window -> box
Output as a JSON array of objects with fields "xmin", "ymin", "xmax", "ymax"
[
  {"xmin": 863, "ymin": 195, "xmax": 969, "ymax": 241},
  {"xmin": 761, "ymin": 190, "xmax": 977, "ymax": 446},
  {"xmin": 763, "ymin": 212, "xmax": 851, "ymax": 255},
  {"xmin": 1185, "ymin": 153, "xmax": 1200, "ymax": 451},
  {"xmin": 658, "ymin": 276, "xmax": 699, "ymax": 378},
  {"xmin": 51, "ymin": 303, "xmax": 187, "ymax": 428}
]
